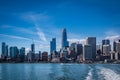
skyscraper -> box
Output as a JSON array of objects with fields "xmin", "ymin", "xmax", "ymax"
[
  {"xmin": 86, "ymin": 37, "xmax": 96, "ymax": 59},
  {"xmin": 1, "ymin": 42, "xmax": 8, "ymax": 58},
  {"xmin": 103, "ymin": 45, "xmax": 110, "ymax": 56},
  {"xmin": 83, "ymin": 44, "xmax": 92, "ymax": 61},
  {"xmin": 50, "ymin": 38, "xmax": 56, "ymax": 53},
  {"xmin": 20, "ymin": 47, "xmax": 25, "ymax": 61},
  {"xmin": 14, "ymin": 46, "xmax": 19, "ymax": 58},
  {"xmin": 116, "ymin": 42, "xmax": 120, "ymax": 53},
  {"xmin": 62, "ymin": 28, "xmax": 69, "ymax": 48},
  {"xmin": 10, "ymin": 46, "xmax": 19, "ymax": 58},
  {"xmin": 113, "ymin": 41, "xmax": 117, "ymax": 52},
  {"xmin": 10, "ymin": 47, "xmax": 14, "ymax": 58},
  {"xmin": 31, "ymin": 44, "xmax": 35, "ymax": 53},
  {"xmin": 102, "ymin": 39, "xmax": 110, "ymax": 53},
  {"xmin": 31, "ymin": 44, "xmax": 35, "ymax": 60},
  {"xmin": 75, "ymin": 44, "xmax": 83, "ymax": 56}
]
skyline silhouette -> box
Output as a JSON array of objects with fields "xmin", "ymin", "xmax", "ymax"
[{"xmin": 0, "ymin": 0, "xmax": 120, "ymax": 53}]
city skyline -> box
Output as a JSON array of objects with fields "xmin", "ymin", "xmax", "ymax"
[{"xmin": 0, "ymin": 0, "xmax": 120, "ymax": 53}]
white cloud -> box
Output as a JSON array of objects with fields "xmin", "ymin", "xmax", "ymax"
[
  {"xmin": 20, "ymin": 12, "xmax": 52, "ymax": 24},
  {"xmin": 0, "ymin": 33, "xmax": 42, "ymax": 43},
  {"xmin": 105, "ymin": 30, "xmax": 120, "ymax": 42},
  {"xmin": 25, "ymin": 48, "xmax": 30, "ymax": 53},
  {"xmin": 105, "ymin": 35, "xmax": 120, "ymax": 41},
  {"xmin": 0, "ymin": 34, "xmax": 30, "ymax": 40},
  {"xmin": 36, "ymin": 27, "xmax": 47, "ymax": 41},
  {"xmin": 1, "ymin": 25, "xmax": 36, "ymax": 35}
]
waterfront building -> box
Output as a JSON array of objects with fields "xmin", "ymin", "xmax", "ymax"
[
  {"xmin": 103, "ymin": 45, "xmax": 111, "ymax": 56},
  {"xmin": 20, "ymin": 47, "xmax": 25, "ymax": 62},
  {"xmin": 42, "ymin": 52, "xmax": 48, "ymax": 61},
  {"xmin": 86, "ymin": 37, "xmax": 96, "ymax": 59},
  {"xmin": 83, "ymin": 44, "xmax": 92, "ymax": 61},
  {"xmin": 1, "ymin": 42, "xmax": 8, "ymax": 59},
  {"xmin": 50, "ymin": 38, "xmax": 56, "ymax": 53},
  {"xmin": 62, "ymin": 28, "xmax": 69, "ymax": 48}
]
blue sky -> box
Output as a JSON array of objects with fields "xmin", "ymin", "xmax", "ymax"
[{"xmin": 0, "ymin": 0, "xmax": 120, "ymax": 54}]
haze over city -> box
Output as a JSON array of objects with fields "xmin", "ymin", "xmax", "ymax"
[{"xmin": 0, "ymin": 0, "xmax": 120, "ymax": 54}]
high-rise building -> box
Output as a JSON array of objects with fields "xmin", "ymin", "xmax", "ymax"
[
  {"xmin": 31, "ymin": 44, "xmax": 35, "ymax": 53},
  {"xmin": 62, "ymin": 28, "xmax": 69, "ymax": 48},
  {"xmin": 31, "ymin": 44, "xmax": 35, "ymax": 60},
  {"xmin": 10, "ymin": 46, "xmax": 19, "ymax": 58},
  {"xmin": 102, "ymin": 39, "xmax": 110, "ymax": 45},
  {"xmin": 102, "ymin": 39, "xmax": 110, "ymax": 53},
  {"xmin": 83, "ymin": 44, "xmax": 92, "ymax": 61},
  {"xmin": 1, "ymin": 42, "xmax": 8, "ymax": 58},
  {"xmin": 6, "ymin": 45, "xmax": 8, "ymax": 57},
  {"xmin": 75, "ymin": 44, "xmax": 83, "ymax": 56},
  {"xmin": 103, "ymin": 45, "xmax": 110, "ymax": 56},
  {"xmin": 20, "ymin": 47, "xmax": 25, "ymax": 61},
  {"xmin": 113, "ymin": 41, "xmax": 117, "ymax": 52},
  {"xmin": 86, "ymin": 37, "xmax": 96, "ymax": 59},
  {"xmin": 10, "ymin": 47, "xmax": 14, "ymax": 58},
  {"xmin": 70, "ymin": 43, "xmax": 76, "ymax": 51},
  {"xmin": 50, "ymin": 38, "xmax": 56, "ymax": 53},
  {"xmin": 42, "ymin": 52, "xmax": 48, "ymax": 61},
  {"xmin": 13, "ymin": 46, "xmax": 19, "ymax": 58},
  {"xmin": 116, "ymin": 42, "xmax": 120, "ymax": 53}
]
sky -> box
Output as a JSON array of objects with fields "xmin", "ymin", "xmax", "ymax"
[{"xmin": 0, "ymin": 0, "xmax": 120, "ymax": 54}]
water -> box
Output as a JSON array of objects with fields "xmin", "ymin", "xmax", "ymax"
[{"xmin": 0, "ymin": 63, "xmax": 120, "ymax": 80}]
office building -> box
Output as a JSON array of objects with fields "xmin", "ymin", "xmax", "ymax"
[
  {"xmin": 62, "ymin": 28, "xmax": 69, "ymax": 48},
  {"xmin": 1, "ymin": 42, "xmax": 8, "ymax": 58},
  {"xmin": 9, "ymin": 46, "xmax": 19, "ymax": 59},
  {"xmin": 102, "ymin": 39, "xmax": 110, "ymax": 53},
  {"xmin": 50, "ymin": 38, "xmax": 56, "ymax": 53},
  {"xmin": 10, "ymin": 47, "xmax": 14, "ymax": 58},
  {"xmin": 116, "ymin": 42, "xmax": 120, "ymax": 53},
  {"xmin": 113, "ymin": 41, "xmax": 117, "ymax": 52},
  {"xmin": 42, "ymin": 52, "xmax": 48, "ymax": 61},
  {"xmin": 86, "ymin": 37, "xmax": 96, "ymax": 59},
  {"xmin": 103, "ymin": 45, "xmax": 110, "ymax": 56},
  {"xmin": 31, "ymin": 44, "xmax": 35, "ymax": 53},
  {"xmin": 83, "ymin": 44, "xmax": 92, "ymax": 61},
  {"xmin": 75, "ymin": 44, "xmax": 83, "ymax": 55},
  {"xmin": 20, "ymin": 47, "xmax": 25, "ymax": 61}
]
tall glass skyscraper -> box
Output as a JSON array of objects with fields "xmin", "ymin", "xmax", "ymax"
[
  {"xmin": 86, "ymin": 37, "xmax": 96, "ymax": 60},
  {"xmin": 50, "ymin": 38, "xmax": 56, "ymax": 53},
  {"xmin": 102, "ymin": 39, "xmax": 110, "ymax": 53},
  {"xmin": 31, "ymin": 44, "xmax": 35, "ymax": 60},
  {"xmin": 31, "ymin": 44, "xmax": 35, "ymax": 53},
  {"xmin": 62, "ymin": 28, "xmax": 69, "ymax": 48},
  {"xmin": 1, "ymin": 42, "xmax": 8, "ymax": 58}
]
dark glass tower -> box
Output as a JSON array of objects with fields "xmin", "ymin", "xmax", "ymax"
[
  {"xmin": 62, "ymin": 28, "xmax": 69, "ymax": 48},
  {"xmin": 86, "ymin": 37, "xmax": 96, "ymax": 60},
  {"xmin": 50, "ymin": 38, "xmax": 56, "ymax": 53},
  {"xmin": 1, "ymin": 42, "xmax": 8, "ymax": 58},
  {"xmin": 31, "ymin": 44, "xmax": 35, "ymax": 53}
]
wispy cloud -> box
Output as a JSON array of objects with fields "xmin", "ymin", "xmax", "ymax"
[
  {"xmin": 105, "ymin": 30, "xmax": 120, "ymax": 42},
  {"xmin": 1, "ymin": 24, "xmax": 47, "ymax": 41},
  {"xmin": 1, "ymin": 25, "xmax": 36, "ymax": 35},
  {"xmin": 20, "ymin": 12, "xmax": 48, "ymax": 42},
  {"xmin": 105, "ymin": 35, "xmax": 120, "ymax": 41},
  {"xmin": 36, "ymin": 26, "xmax": 47, "ymax": 41},
  {"xmin": 20, "ymin": 12, "xmax": 52, "ymax": 25},
  {"xmin": 0, "ymin": 33, "xmax": 42, "ymax": 43}
]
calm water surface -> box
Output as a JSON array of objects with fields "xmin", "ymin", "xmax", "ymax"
[{"xmin": 0, "ymin": 63, "xmax": 120, "ymax": 80}]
